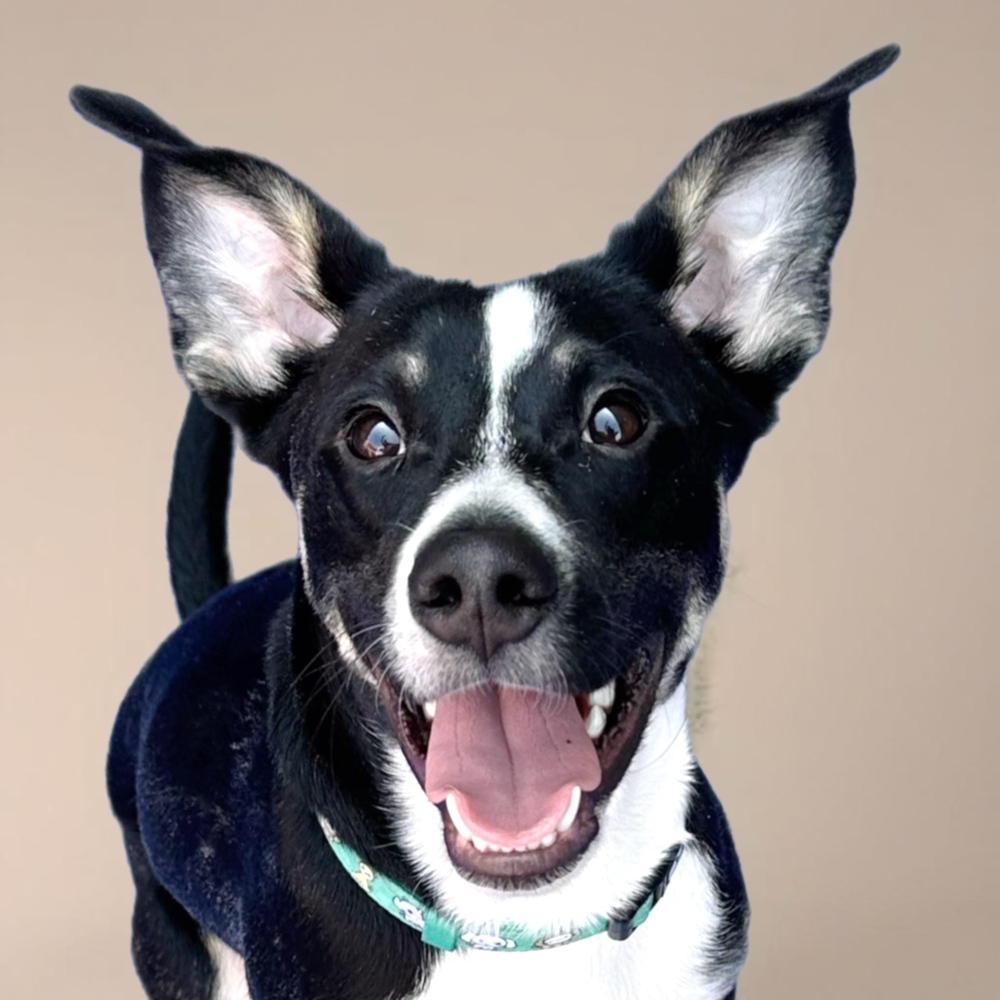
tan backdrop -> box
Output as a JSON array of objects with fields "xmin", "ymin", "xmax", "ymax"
[{"xmin": 2, "ymin": 1, "xmax": 997, "ymax": 997}]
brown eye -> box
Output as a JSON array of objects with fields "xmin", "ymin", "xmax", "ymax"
[
  {"xmin": 586, "ymin": 394, "xmax": 646, "ymax": 447},
  {"xmin": 347, "ymin": 409, "xmax": 404, "ymax": 460}
]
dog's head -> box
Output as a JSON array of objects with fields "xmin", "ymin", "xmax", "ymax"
[{"xmin": 72, "ymin": 47, "xmax": 897, "ymax": 888}]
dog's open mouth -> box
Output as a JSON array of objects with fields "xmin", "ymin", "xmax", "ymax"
[{"xmin": 382, "ymin": 635, "xmax": 666, "ymax": 884}]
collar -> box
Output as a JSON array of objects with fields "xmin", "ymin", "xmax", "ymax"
[{"xmin": 317, "ymin": 814, "xmax": 685, "ymax": 952}]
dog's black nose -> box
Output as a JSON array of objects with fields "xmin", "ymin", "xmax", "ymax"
[{"xmin": 409, "ymin": 526, "xmax": 558, "ymax": 662}]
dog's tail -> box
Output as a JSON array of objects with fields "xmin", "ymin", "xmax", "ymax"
[{"xmin": 167, "ymin": 394, "xmax": 234, "ymax": 619}]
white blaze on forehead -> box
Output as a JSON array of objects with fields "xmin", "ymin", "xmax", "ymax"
[{"xmin": 481, "ymin": 282, "xmax": 550, "ymax": 454}]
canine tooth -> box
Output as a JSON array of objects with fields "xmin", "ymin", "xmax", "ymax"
[
  {"xmin": 446, "ymin": 793, "xmax": 474, "ymax": 842},
  {"xmin": 590, "ymin": 680, "xmax": 615, "ymax": 709},
  {"xmin": 585, "ymin": 704, "xmax": 607, "ymax": 739},
  {"xmin": 557, "ymin": 785, "xmax": 582, "ymax": 833},
  {"xmin": 540, "ymin": 832, "xmax": 557, "ymax": 848},
  {"xmin": 423, "ymin": 700, "xmax": 437, "ymax": 721}
]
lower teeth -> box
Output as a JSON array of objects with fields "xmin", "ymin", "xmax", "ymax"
[{"xmin": 469, "ymin": 836, "xmax": 557, "ymax": 854}]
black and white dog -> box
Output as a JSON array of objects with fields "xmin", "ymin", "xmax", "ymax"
[{"xmin": 71, "ymin": 45, "xmax": 897, "ymax": 1000}]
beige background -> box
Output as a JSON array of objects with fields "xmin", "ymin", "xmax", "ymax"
[{"xmin": 2, "ymin": 1, "xmax": 997, "ymax": 997}]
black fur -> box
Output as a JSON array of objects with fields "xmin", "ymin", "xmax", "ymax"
[{"xmin": 74, "ymin": 46, "xmax": 898, "ymax": 1000}]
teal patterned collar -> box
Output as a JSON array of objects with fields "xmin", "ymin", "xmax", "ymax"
[{"xmin": 317, "ymin": 814, "xmax": 685, "ymax": 952}]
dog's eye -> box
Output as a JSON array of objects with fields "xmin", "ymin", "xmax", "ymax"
[
  {"xmin": 585, "ymin": 393, "xmax": 646, "ymax": 447},
  {"xmin": 347, "ymin": 409, "xmax": 404, "ymax": 460}
]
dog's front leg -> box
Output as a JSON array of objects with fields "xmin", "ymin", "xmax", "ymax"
[
  {"xmin": 239, "ymin": 900, "xmax": 409, "ymax": 1000},
  {"xmin": 238, "ymin": 841, "xmax": 430, "ymax": 1000},
  {"xmin": 123, "ymin": 824, "xmax": 218, "ymax": 1000}
]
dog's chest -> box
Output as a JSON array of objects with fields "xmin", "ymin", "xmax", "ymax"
[{"xmin": 412, "ymin": 886, "xmax": 735, "ymax": 1000}]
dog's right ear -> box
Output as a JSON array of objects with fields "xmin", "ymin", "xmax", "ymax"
[
  {"xmin": 70, "ymin": 87, "xmax": 392, "ymax": 432},
  {"xmin": 603, "ymin": 46, "xmax": 899, "ymax": 416}
]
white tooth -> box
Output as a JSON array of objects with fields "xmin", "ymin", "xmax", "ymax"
[
  {"xmin": 471, "ymin": 835, "xmax": 489, "ymax": 853},
  {"xmin": 540, "ymin": 832, "xmax": 557, "ymax": 848},
  {"xmin": 590, "ymin": 680, "xmax": 615, "ymax": 709},
  {"xmin": 423, "ymin": 700, "xmax": 437, "ymax": 721},
  {"xmin": 585, "ymin": 704, "xmax": 607, "ymax": 739},
  {"xmin": 500, "ymin": 846, "xmax": 513, "ymax": 853},
  {"xmin": 525, "ymin": 840, "xmax": 541, "ymax": 852},
  {"xmin": 446, "ymin": 793, "xmax": 474, "ymax": 842},
  {"xmin": 515, "ymin": 845, "xmax": 529, "ymax": 853},
  {"xmin": 558, "ymin": 785, "xmax": 582, "ymax": 833}
]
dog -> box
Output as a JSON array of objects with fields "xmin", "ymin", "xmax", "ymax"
[{"xmin": 71, "ymin": 45, "xmax": 898, "ymax": 1000}]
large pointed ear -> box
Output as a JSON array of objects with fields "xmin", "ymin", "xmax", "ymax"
[
  {"xmin": 606, "ymin": 46, "xmax": 899, "ymax": 406},
  {"xmin": 70, "ymin": 87, "xmax": 392, "ymax": 412}
]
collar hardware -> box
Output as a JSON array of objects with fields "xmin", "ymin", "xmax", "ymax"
[{"xmin": 605, "ymin": 843, "xmax": 685, "ymax": 941}]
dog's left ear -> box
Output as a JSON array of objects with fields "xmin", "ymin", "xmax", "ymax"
[
  {"xmin": 70, "ymin": 87, "xmax": 393, "ymax": 448},
  {"xmin": 606, "ymin": 45, "xmax": 899, "ymax": 408}
]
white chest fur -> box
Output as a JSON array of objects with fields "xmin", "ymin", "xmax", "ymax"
[{"xmin": 414, "ymin": 847, "xmax": 736, "ymax": 1000}]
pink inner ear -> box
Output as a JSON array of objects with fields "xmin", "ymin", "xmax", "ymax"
[
  {"xmin": 272, "ymin": 289, "xmax": 336, "ymax": 346},
  {"xmin": 671, "ymin": 226, "xmax": 734, "ymax": 333},
  {"xmin": 218, "ymin": 197, "xmax": 336, "ymax": 350},
  {"xmin": 670, "ymin": 151, "xmax": 822, "ymax": 364},
  {"xmin": 175, "ymin": 189, "xmax": 339, "ymax": 394}
]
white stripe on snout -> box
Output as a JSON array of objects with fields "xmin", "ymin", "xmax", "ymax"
[
  {"xmin": 481, "ymin": 283, "xmax": 550, "ymax": 455},
  {"xmin": 393, "ymin": 465, "xmax": 574, "ymax": 591}
]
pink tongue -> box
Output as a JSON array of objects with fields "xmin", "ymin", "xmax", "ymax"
[{"xmin": 425, "ymin": 685, "xmax": 601, "ymax": 848}]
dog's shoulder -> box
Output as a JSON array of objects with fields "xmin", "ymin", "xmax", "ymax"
[{"xmin": 107, "ymin": 561, "xmax": 297, "ymax": 938}]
